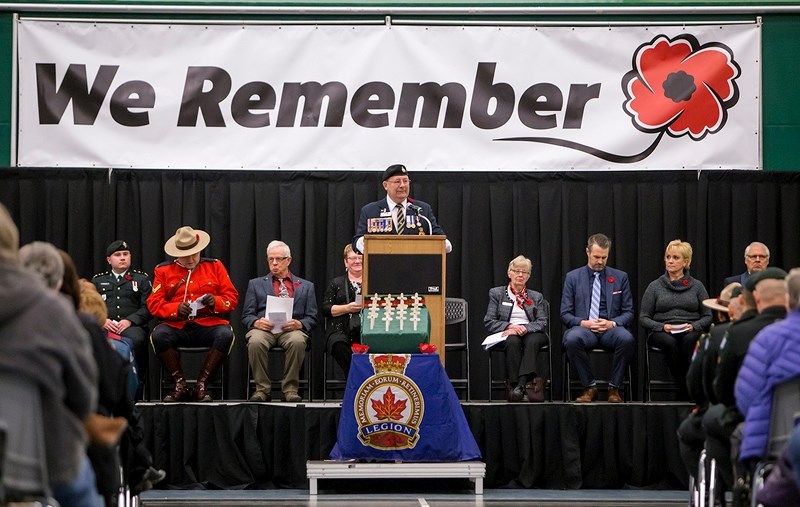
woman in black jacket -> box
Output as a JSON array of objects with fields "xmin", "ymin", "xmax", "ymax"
[{"xmin": 322, "ymin": 244, "xmax": 363, "ymax": 377}]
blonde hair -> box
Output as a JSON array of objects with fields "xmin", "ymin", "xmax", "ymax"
[
  {"xmin": 665, "ymin": 240, "xmax": 693, "ymax": 269},
  {"xmin": 343, "ymin": 243, "xmax": 355, "ymax": 260},
  {"xmin": 79, "ymin": 279, "xmax": 108, "ymax": 326}
]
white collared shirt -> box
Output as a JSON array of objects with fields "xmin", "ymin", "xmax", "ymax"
[{"xmin": 506, "ymin": 286, "xmax": 531, "ymax": 325}]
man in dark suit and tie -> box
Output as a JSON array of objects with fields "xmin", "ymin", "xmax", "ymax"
[
  {"xmin": 560, "ymin": 233, "xmax": 635, "ymax": 403},
  {"xmin": 722, "ymin": 241, "xmax": 770, "ymax": 291},
  {"xmin": 352, "ymin": 164, "xmax": 451, "ymax": 255},
  {"xmin": 242, "ymin": 240, "xmax": 318, "ymax": 402}
]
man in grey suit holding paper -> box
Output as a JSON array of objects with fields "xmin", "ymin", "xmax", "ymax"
[
  {"xmin": 561, "ymin": 233, "xmax": 635, "ymax": 403},
  {"xmin": 242, "ymin": 240, "xmax": 318, "ymax": 402}
]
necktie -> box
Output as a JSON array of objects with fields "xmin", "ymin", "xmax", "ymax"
[
  {"xmin": 589, "ymin": 272, "xmax": 601, "ymax": 320},
  {"xmin": 395, "ymin": 203, "xmax": 405, "ymax": 234},
  {"xmin": 279, "ymin": 278, "xmax": 290, "ymax": 298}
]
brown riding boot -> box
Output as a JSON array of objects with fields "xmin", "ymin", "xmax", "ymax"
[
  {"xmin": 194, "ymin": 348, "xmax": 226, "ymax": 402},
  {"xmin": 159, "ymin": 349, "xmax": 190, "ymax": 402}
]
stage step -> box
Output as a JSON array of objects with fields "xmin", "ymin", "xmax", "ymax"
[{"xmin": 306, "ymin": 460, "xmax": 486, "ymax": 495}]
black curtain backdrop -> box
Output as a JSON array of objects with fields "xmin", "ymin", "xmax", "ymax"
[
  {"xmin": 139, "ymin": 403, "xmax": 691, "ymax": 490},
  {"xmin": 2, "ymin": 168, "xmax": 800, "ymax": 400}
]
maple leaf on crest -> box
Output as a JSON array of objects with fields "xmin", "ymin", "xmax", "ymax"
[{"xmin": 371, "ymin": 387, "xmax": 407, "ymax": 421}]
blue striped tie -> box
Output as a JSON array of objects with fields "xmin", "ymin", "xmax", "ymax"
[{"xmin": 589, "ymin": 272, "xmax": 601, "ymax": 320}]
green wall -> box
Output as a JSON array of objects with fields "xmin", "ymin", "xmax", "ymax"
[
  {"xmin": 762, "ymin": 14, "xmax": 800, "ymax": 170},
  {"xmin": 0, "ymin": 14, "xmax": 12, "ymax": 167},
  {"xmin": 2, "ymin": 4, "xmax": 799, "ymax": 170}
]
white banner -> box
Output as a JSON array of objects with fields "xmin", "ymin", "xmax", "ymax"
[{"xmin": 17, "ymin": 20, "xmax": 760, "ymax": 171}]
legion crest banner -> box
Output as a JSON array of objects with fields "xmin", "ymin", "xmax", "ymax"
[{"xmin": 330, "ymin": 353, "xmax": 480, "ymax": 461}]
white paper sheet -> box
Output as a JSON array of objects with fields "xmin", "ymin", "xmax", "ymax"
[
  {"xmin": 188, "ymin": 294, "xmax": 208, "ymax": 317},
  {"xmin": 266, "ymin": 295, "xmax": 293, "ymax": 332},
  {"xmin": 481, "ymin": 331, "xmax": 506, "ymax": 350}
]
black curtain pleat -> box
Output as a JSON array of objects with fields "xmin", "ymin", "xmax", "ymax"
[
  {"xmin": 138, "ymin": 403, "xmax": 690, "ymax": 490},
  {"xmin": 3, "ymin": 168, "xmax": 800, "ymax": 401}
]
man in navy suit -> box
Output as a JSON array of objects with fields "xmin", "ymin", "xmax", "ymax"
[
  {"xmin": 560, "ymin": 233, "xmax": 635, "ymax": 403},
  {"xmin": 352, "ymin": 164, "xmax": 451, "ymax": 254},
  {"xmin": 242, "ymin": 240, "xmax": 318, "ymax": 402},
  {"xmin": 722, "ymin": 241, "xmax": 770, "ymax": 292}
]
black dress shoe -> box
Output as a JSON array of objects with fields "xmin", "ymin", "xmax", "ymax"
[
  {"xmin": 132, "ymin": 466, "xmax": 166, "ymax": 494},
  {"xmin": 510, "ymin": 384, "xmax": 525, "ymax": 402}
]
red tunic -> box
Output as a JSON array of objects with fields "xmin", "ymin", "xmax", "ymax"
[{"xmin": 147, "ymin": 258, "xmax": 238, "ymax": 329}]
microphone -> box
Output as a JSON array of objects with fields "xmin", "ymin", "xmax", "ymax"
[
  {"xmin": 407, "ymin": 203, "xmax": 423, "ymax": 214},
  {"xmin": 407, "ymin": 203, "xmax": 432, "ymax": 234}
]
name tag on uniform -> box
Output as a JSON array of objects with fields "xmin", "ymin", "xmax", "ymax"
[
  {"xmin": 380, "ymin": 210, "xmax": 392, "ymax": 217},
  {"xmin": 502, "ymin": 301, "xmax": 513, "ymax": 306}
]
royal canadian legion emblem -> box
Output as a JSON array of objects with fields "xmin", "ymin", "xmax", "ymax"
[{"xmin": 354, "ymin": 354, "xmax": 424, "ymax": 450}]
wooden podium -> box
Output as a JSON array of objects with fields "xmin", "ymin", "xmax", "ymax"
[{"xmin": 362, "ymin": 235, "xmax": 446, "ymax": 363}]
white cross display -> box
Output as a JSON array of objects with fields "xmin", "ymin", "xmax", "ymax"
[
  {"xmin": 367, "ymin": 294, "xmax": 381, "ymax": 329},
  {"xmin": 396, "ymin": 293, "xmax": 408, "ymax": 330},
  {"xmin": 382, "ymin": 294, "xmax": 395, "ymax": 331}
]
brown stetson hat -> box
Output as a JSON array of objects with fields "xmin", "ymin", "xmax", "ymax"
[
  {"xmin": 164, "ymin": 226, "xmax": 210, "ymax": 257},
  {"xmin": 703, "ymin": 282, "xmax": 741, "ymax": 313}
]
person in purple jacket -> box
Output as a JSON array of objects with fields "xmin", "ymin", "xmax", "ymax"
[{"xmin": 735, "ymin": 268, "xmax": 799, "ymax": 467}]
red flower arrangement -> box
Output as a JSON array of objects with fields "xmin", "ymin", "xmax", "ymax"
[
  {"xmin": 419, "ymin": 344, "xmax": 437, "ymax": 354},
  {"xmin": 294, "ymin": 281, "xmax": 300, "ymax": 287},
  {"xmin": 351, "ymin": 343, "xmax": 369, "ymax": 354},
  {"xmin": 124, "ymin": 274, "xmax": 132, "ymax": 281},
  {"xmin": 683, "ymin": 279, "xmax": 689, "ymax": 286},
  {"xmin": 607, "ymin": 276, "xmax": 615, "ymax": 283}
]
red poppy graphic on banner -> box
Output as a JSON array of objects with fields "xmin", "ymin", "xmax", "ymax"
[
  {"xmin": 623, "ymin": 34, "xmax": 740, "ymax": 140},
  {"xmin": 499, "ymin": 33, "xmax": 742, "ymax": 164}
]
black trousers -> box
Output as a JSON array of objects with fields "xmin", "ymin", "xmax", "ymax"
[
  {"xmin": 150, "ymin": 322, "xmax": 233, "ymax": 354},
  {"xmin": 678, "ymin": 409, "xmax": 707, "ymax": 479},
  {"xmin": 648, "ymin": 330, "xmax": 702, "ymax": 399},
  {"xmin": 496, "ymin": 331, "xmax": 548, "ymax": 385},
  {"xmin": 702, "ymin": 403, "xmax": 740, "ymax": 492}
]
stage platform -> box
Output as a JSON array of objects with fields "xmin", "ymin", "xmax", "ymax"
[
  {"xmin": 138, "ymin": 487, "xmax": 690, "ymax": 506},
  {"xmin": 139, "ymin": 400, "xmax": 692, "ymax": 492}
]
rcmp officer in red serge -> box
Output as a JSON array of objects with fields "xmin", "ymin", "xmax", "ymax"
[
  {"xmin": 92, "ymin": 239, "xmax": 152, "ymax": 392},
  {"xmin": 352, "ymin": 164, "xmax": 452, "ymax": 255},
  {"xmin": 147, "ymin": 226, "xmax": 238, "ymax": 402}
]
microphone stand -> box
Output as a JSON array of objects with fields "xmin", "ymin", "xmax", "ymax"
[{"xmin": 409, "ymin": 204, "xmax": 433, "ymax": 235}]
